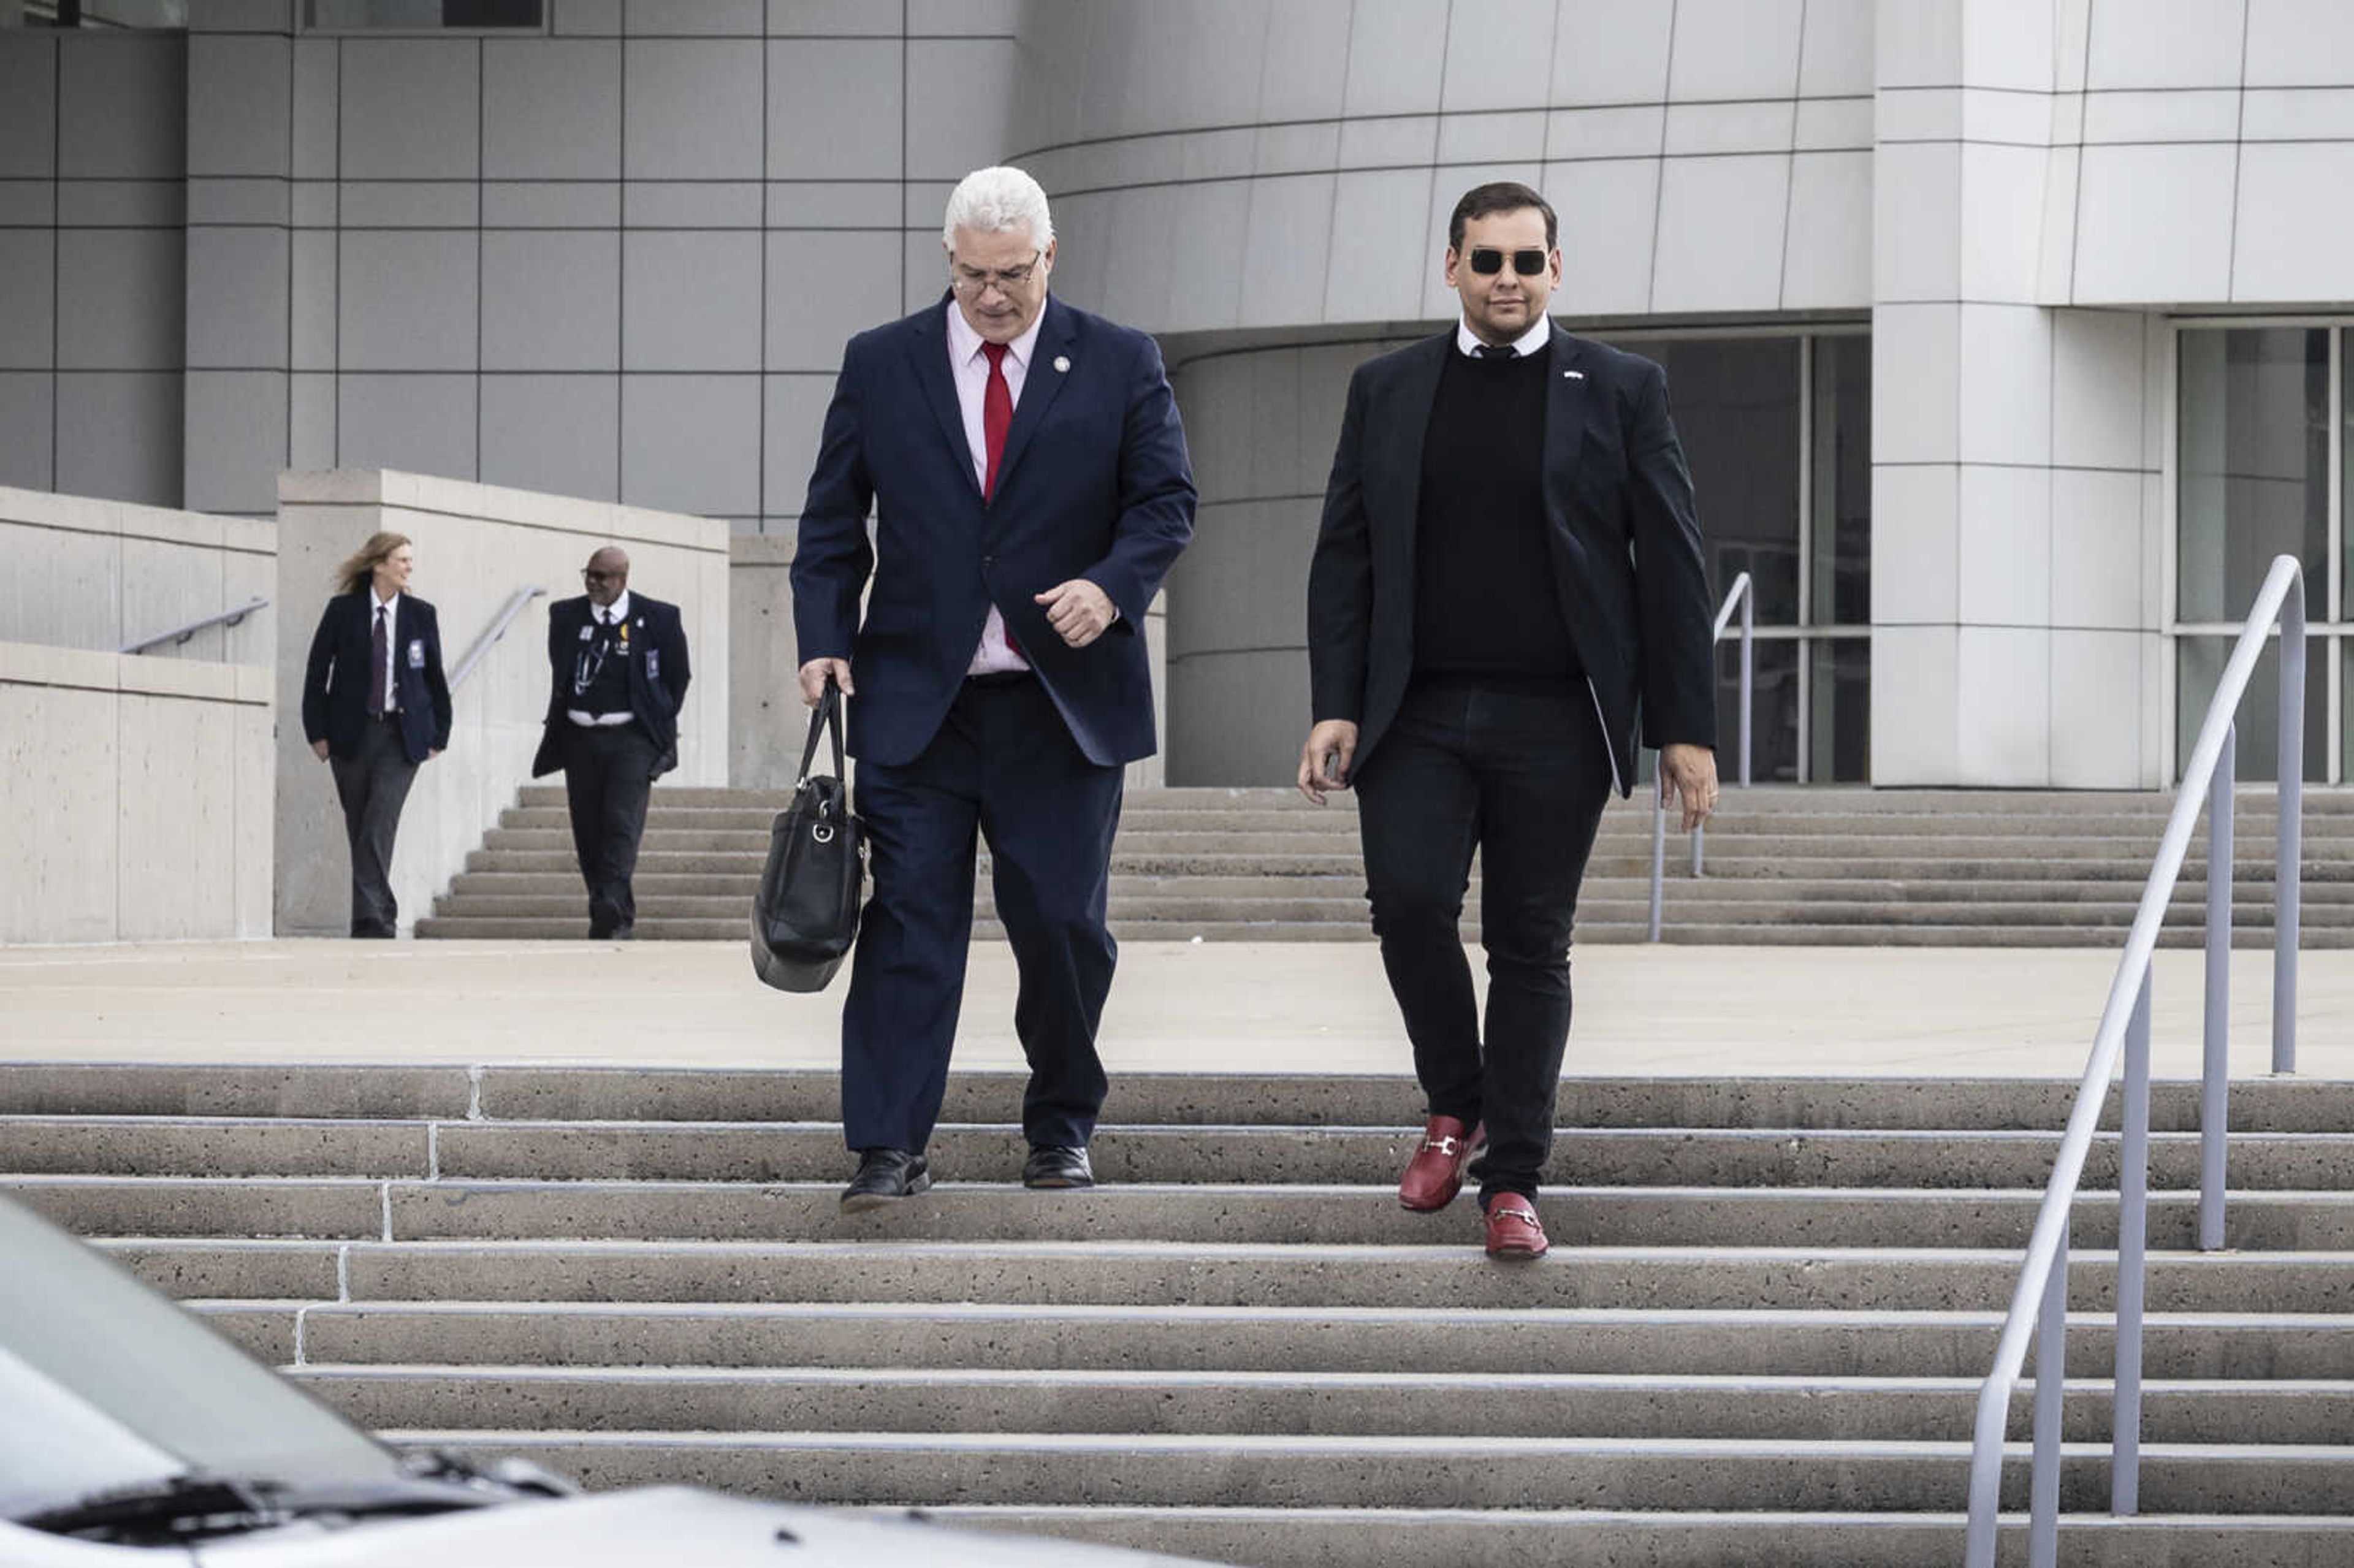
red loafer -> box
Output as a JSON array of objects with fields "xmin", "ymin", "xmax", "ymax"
[
  {"xmin": 1483, "ymin": 1196, "xmax": 1548, "ymax": 1260},
  {"xmin": 1398, "ymin": 1115, "xmax": 1484, "ymax": 1211}
]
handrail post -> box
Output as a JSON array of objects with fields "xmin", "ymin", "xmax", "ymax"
[
  {"xmin": 1647, "ymin": 772, "xmax": 1665, "ymax": 943},
  {"xmin": 1738, "ymin": 582, "xmax": 1753, "ymax": 787},
  {"xmin": 2275, "ymin": 583, "xmax": 2304, "ymax": 1075},
  {"xmin": 2030, "ymin": 1217, "xmax": 2068, "ymax": 1568},
  {"xmin": 2201, "ymin": 725, "xmax": 2234, "ymax": 1252},
  {"xmin": 2112, "ymin": 970, "xmax": 2152, "ymax": 1516}
]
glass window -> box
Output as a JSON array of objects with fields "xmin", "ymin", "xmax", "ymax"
[
  {"xmin": 303, "ymin": 0, "xmax": 542, "ymax": 28},
  {"xmin": 2176, "ymin": 634, "xmax": 2325, "ymax": 783},
  {"xmin": 2177, "ymin": 328, "xmax": 2327, "ymax": 624},
  {"xmin": 1717, "ymin": 636, "xmax": 1797, "ymax": 783},
  {"xmin": 1810, "ymin": 636, "xmax": 1871, "ymax": 782},
  {"xmin": 1616, "ymin": 338, "xmax": 1802, "ymax": 625},
  {"xmin": 1811, "ymin": 336, "xmax": 1870, "ymax": 627}
]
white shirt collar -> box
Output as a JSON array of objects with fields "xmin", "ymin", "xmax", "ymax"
[
  {"xmin": 947, "ymin": 297, "xmax": 1047, "ymax": 372},
  {"xmin": 370, "ymin": 588, "xmax": 400, "ymax": 615},
  {"xmin": 1455, "ymin": 316, "xmax": 1553, "ymax": 360},
  {"xmin": 597, "ymin": 590, "xmax": 631, "ymax": 624}
]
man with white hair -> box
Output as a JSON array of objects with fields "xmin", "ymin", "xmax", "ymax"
[{"xmin": 792, "ymin": 165, "xmax": 1197, "ymax": 1212}]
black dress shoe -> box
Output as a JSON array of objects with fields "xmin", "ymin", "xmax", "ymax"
[
  {"xmin": 840, "ymin": 1147, "xmax": 931, "ymax": 1212},
  {"xmin": 1022, "ymin": 1144, "xmax": 1094, "ymax": 1190}
]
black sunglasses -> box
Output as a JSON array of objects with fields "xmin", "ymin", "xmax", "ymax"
[
  {"xmin": 1468, "ymin": 246, "xmax": 1548, "ymax": 276},
  {"xmin": 582, "ymin": 569, "xmax": 621, "ymax": 584}
]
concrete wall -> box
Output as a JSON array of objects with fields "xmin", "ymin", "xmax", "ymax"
[
  {"xmin": 0, "ymin": 640, "xmax": 270, "ymax": 945},
  {"xmin": 1163, "ymin": 335, "xmax": 1411, "ymax": 785},
  {"xmin": 0, "ymin": 484, "xmax": 273, "ymax": 664},
  {"xmin": 1023, "ymin": 0, "xmax": 1878, "ymax": 333},
  {"xmin": 1870, "ymin": 0, "xmax": 2178, "ymax": 788},
  {"xmin": 0, "ymin": 27, "xmax": 187, "ymax": 508},
  {"xmin": 273, "ymin": 468, "xmax": 728, "ymax": 936},
  {"xmin": 178, "ymin": 0, "xmax": 1021, "ymax": 535}
]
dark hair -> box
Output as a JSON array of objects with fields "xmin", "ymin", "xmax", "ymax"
[{"xmin": 1448, "ymin": 181, "xmax": 1557, "ymax": 252}]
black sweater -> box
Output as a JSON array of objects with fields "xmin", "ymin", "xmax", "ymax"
[{"xmin": 1412, "ymin": 346, "xmax": 1580, "ymax": 685}]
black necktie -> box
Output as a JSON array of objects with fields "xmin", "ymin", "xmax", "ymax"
[
  {"xmin": 1474, "ymin": 343, "xmax": 1515, "ymax": 360},
  {"xmin": 368, "ymin": 606, "xmax": 388, "ymax": 717}
]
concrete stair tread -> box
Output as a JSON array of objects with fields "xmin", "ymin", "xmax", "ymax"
[{"xmin": 384, "ymin": 1428, "xmax": 2354, "ymax": 1458}]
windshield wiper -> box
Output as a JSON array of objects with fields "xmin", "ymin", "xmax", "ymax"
[
  {"xmin": 15, "ymin": 1475, "xmax": 280, "ymax": 1542},
  {"xmin": 17, "ymin": 1472, "xmax": 502, "ymax": 1545}
]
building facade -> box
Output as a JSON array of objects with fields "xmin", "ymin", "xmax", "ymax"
[{"xmin": 6, "ymin": 0, "xmax": 2354, "ymax": 788}]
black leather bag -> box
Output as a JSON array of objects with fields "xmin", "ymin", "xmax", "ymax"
[{"xmin": 751, "ymin": 681, "xmax": 866, "ymax": 992}]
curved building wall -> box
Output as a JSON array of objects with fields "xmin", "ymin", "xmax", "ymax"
[{"xmin": 1017, "ymin": 0, "xmax": 1876, "ymax": 335}]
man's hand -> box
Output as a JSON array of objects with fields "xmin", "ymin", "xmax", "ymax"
[
  {"xmin": 428, "ymin": 748, "xmax": 443, "ymax": 761},
  {"xmin": 311, "ymin": 739, "xmax": 330, "ymax": 761},
  {"xmin": 1035, "ymin": 580, "xmax": 1117, "ymax": 647},
  {"xmin": 1295, "ymin": 719, "xmax": 1360, "ymax": 805},
  {"xmin": 1659, "ymin": 742, "xmax": 1719, "ymax": 832},
  {"xmin": 798, "ymin": 657, "xmax": 853, "ymax": 707}
]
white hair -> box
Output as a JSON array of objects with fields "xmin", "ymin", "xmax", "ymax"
[{"xmin": 942, "ymin": 166, "xmax": 1055, "ymax": 252}]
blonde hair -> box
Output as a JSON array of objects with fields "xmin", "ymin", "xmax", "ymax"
[{"xmin": 334, "ymin": 531, "xmax": 412, "ymax": 595}]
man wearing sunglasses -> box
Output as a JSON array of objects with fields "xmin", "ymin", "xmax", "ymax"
[
  {"xmin": 1299, "ymin": 181, "xmax": 1718, "ymax": 1261},
  {"xmin": 530, "ymin": 546, "xmax": 693, "ymax": 940}
]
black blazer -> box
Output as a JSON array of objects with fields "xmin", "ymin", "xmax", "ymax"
[
  {"xmin": 300, "ymin": 591, "xmax": 452, "ymax": 766},
  {"xmin": 530, "ymin": 592, "xmax": 693, "ymax": 779},
  {"xmin": 1307, "ymin": 326, "xmax": 1716, "ymax": 796},
  {"xmin": 791, "ymin": 294, "xmax": 1195, "ymax": 768}
]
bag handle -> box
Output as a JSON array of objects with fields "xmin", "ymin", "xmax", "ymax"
[{"xmin": 796, "ymin": 676, "xmax": 847, "ymax": 786}]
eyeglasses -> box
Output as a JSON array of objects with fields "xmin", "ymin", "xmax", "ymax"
[
  {"xmin": 582, "ymin": 569, "xmax": 620, "ymax": 585},
  {"xmin": 1468, "ymin": 247, "xmax": 1549, "ymax": 276},
  {"xmin": 950, "ymin": 253, "xmax": 1042, "ymax": 295}
]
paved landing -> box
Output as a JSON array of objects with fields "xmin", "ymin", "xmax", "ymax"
[{"xmin": 3, "ymin": 940, "xmax": 2349, "ymax": 1081}]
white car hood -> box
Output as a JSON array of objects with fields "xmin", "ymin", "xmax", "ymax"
[{"xmin": 191, "ymin": 1486, "xmax": 1206, "ymax": 1568}]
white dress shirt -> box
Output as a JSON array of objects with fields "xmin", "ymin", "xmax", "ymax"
[
  {"xmin": 568, "ymin": 590, "xmax": 638, "ymax": 726},
  {"xmin": 1455, "ymin": 316, "xmax": 1553, "ymax": 359},
  {"xmin": 945, "ymin": 300, "xmax": 1042, "ymax": 676},
  {"xmin": 368, "ymin": 588, "xmax": 401, "ymax": 714}
]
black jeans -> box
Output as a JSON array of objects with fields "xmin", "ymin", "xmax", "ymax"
[
  {"xmin": 1353, "ymin": 678, "xmax": 1615, "ymax": 1206},
  {"xmin": 328, "ymin": 715, "xmax": 418, "ymax": 938},
  {"xmin": 562, "ymin": 722, "xmax": 658, "ymax": 937}
]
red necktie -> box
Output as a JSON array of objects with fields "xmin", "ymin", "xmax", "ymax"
[
  {"xmin": 981, "ymin": 342, "xmax": 1021, "ymax": 657},
  {"xmin": 981, "ymin": 341, "xmax": 1012, "ymax": 500}
]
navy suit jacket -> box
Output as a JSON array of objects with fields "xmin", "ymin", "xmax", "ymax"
[
  {"xmin": 530, "ymin": 593, "xmax": 693, "ymax": 780},
  {"xmin": 300, "ymin": 591, "xmax": 453, "ymax": 766},
  {"xmin": 1308, "ymin": 326, "xmax": 1716, "ymax": 796},
  {"xmin": 791, "ymin": 294, "xmax": 1196, "ymax": 768}
]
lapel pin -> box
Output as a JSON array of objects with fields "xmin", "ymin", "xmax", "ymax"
[{"xmin": 1053, "ymin": 356, "xmax": 1071, "ymax": 373}]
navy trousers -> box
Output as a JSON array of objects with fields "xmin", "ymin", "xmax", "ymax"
[{"xmin": 840, "ymin": 675, "xmax": 1124, "ymax": 1154}]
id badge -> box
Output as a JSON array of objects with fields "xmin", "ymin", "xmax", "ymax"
[
  {"xmin": 647, "ymin": 650, "xmax": 660, "ymax": 680},
  {"xmin": 579, "ymin": 625, "xmax": 594, "ymax": 642},
  {"xmin": 407, "ymin": 639, "xmax": 425, "ymax": 669}
]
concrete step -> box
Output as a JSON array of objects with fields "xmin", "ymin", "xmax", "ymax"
[
  {"xmin": 397, "ymin": 1429, "xmax": 2354, "ymax": 1514},
  {"xmin": 15, "ymin": 1174, "xmax": 2354, "ymax": 1248},
  {"xmin": 21, "ymin": 1116, "xmax": 2354, "ymax": 1190},
  {"xmin": 919, "ymin": 1505, "xmax": 2354, "ymax": 1568},
  {"xmin": 180, "ymin": 1297, "xmax": 2354, "ymax": 1379},
  {"xmin": 93, "ymin": 1237, "xmax": 2354, "ymax": 1314},
  {"xmin": 288, "ymin": 1363, "xmax": 2354, "ymax": 1445},
  {"xmin": 14, "ymin": 1067, "xmax": 2348, "ymax": 1133}
]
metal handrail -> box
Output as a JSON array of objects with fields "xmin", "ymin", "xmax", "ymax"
[
  {"xmin": 120, "ymin": 597, "xmax": 269, "ymax": 655},
  {"xmin": 448, "ymin": 586, "xmax": 547, "ymax": 689},
  {"xmin": 1962, "ymin": 554, "xmax": 2304, "ymax": 1568},
  {"xmin": 1647, "ymin": 573, "xmax": 1753, "ymax": 942}
]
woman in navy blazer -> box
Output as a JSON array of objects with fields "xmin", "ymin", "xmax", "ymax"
[{"xmin": 300, "ymin": 531, "xmax": 452, "ymax": 937}]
